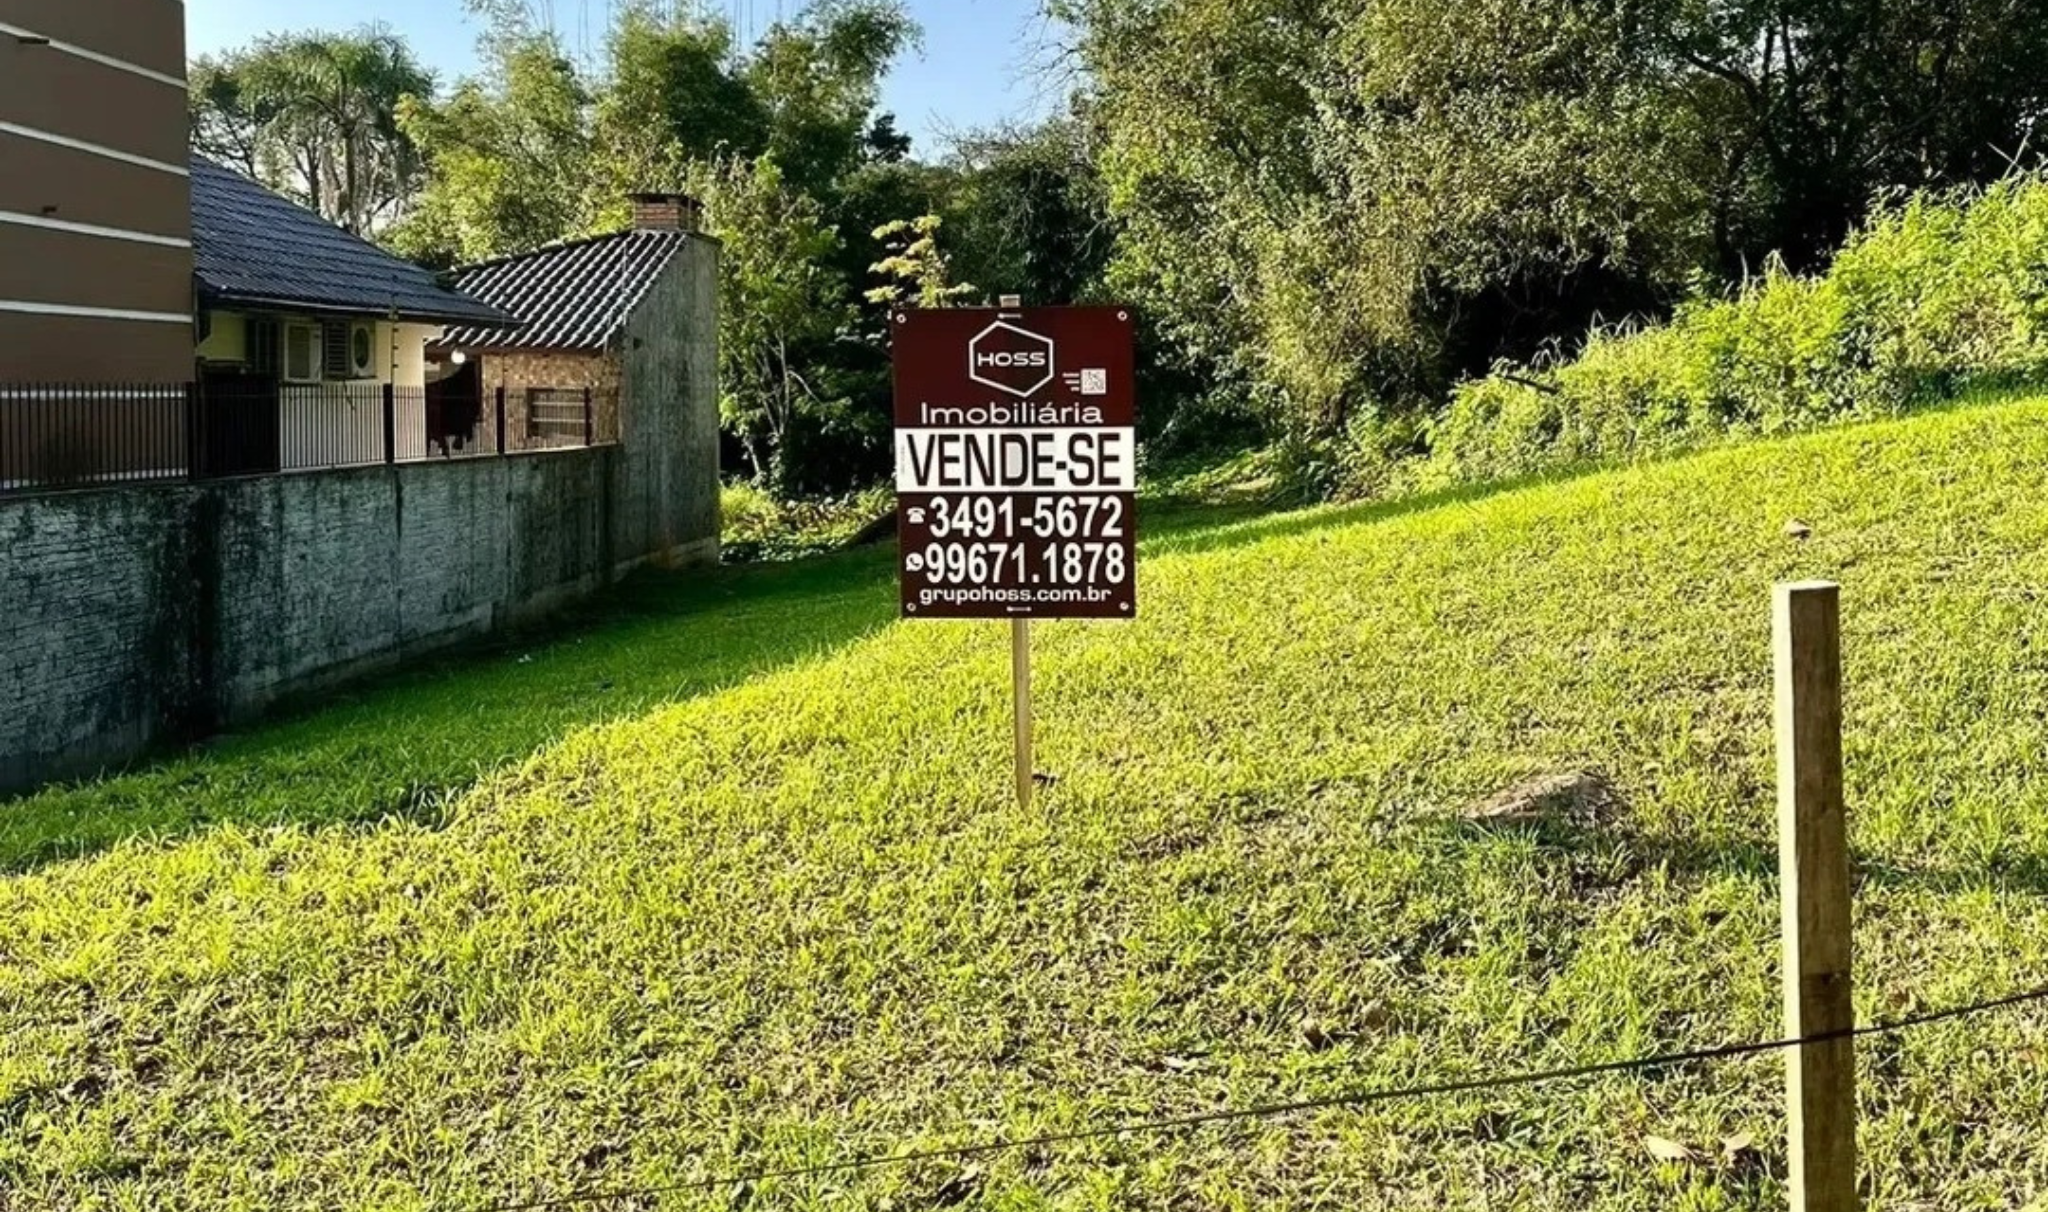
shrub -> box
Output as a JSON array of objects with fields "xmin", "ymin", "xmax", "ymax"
[
  {"xmin": 720, "ymin": 483, "xmax": 894, "ymax": 563},
  {"xmin": 1419, "ymin": 176, "xmax": 2048, "ymax": 488}
]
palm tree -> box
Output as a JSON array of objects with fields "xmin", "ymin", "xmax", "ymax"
[{"xmin": 193, "ymin": 27, "xmax": 435, "ymax": 235}]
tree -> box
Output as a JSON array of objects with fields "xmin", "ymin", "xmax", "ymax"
[
  {"xmin": 1059, "ymin": 0, "xmax": 1703, "ymax": 429},
  {"xmin": 867, "ymin": 215, "xmax": 976, "ymax": 308},
  {"xmin": 1058, "ymin": 0, "xmax": 2048, "ymax": 433},
  {"xmin": 188, "ymin": 57, "xmax": 265, "ymax": 178},
  {"xmin": 692, "ymin": 157, "xmax": 854, "ymax": 488},
  {"xmin": 584, "ymin": 0, "xmax": 921, "ymax": 490},
  {"xmin": 1654, "ymin": 0, "xmax": 2048, "ymax": 274},
  {"xmin": 945, "ymin": 117, "xmax": 1115, "ymax": 309},
  {"xmin": 389, "ymin": 35, "xmax": 595, "ymax": 266},
  {"xmin": 189, "ymin": 27, "xmax": 435, "ymax": 235},
  {"xmin": 743, "ymin": 0, "xmax": 919, "ymax": 198},
  {"xmin": 591, "ymin": 4, "xmax": 767, "ymax": 210}
]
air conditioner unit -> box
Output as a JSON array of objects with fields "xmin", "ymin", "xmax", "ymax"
[{"xmin": 347, "ymin": 322, "xmax": 377, "ymax": 379}]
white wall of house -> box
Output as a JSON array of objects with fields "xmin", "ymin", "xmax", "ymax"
[
  {"xmin": 196, "ymin": 311, "xmax": 451, "ymax": 469},
  {"xmin": 196, "ymin": 311, "xmax": 248, "ymax": 365}
]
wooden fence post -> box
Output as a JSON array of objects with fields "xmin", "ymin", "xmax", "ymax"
[
  {"xmin": 495, "ymin": 386, "xmax": 508, "ymax": 455},
  {"xmin": 1774, "ymin": 580, "xmax": 1857, "ymax": 1212},
  {"xmin": 583, "ymin": 386, "xmax": 596, "ymax": 447},
  {"xmin": 381, "ymin": 382, "xmax": 397, "ymax": 465}
]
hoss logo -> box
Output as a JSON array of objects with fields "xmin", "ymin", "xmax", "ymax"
[
  {"xmin": 968, "ymin": 321, "xmax": 1056, "ymax": 398},
  {"xmin": 976, "ymin": 350, "xmax": 1049, "ymax": 368}
]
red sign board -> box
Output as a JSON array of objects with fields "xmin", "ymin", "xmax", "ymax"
[{"xmin": 893, "ymin": 306, "xmax": 1138, "ymax": 620}]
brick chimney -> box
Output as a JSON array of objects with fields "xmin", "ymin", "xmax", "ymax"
[{"xmin": 630, "ymin": 192, "xmax": 702, "ymax": 233}]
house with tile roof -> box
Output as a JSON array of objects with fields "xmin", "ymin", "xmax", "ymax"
[
  {"xmin": 428, "ymin": 194, "xmax": 708, "ymax": 455},
  {"xmin": 3, "ymin": 146, "xmax": 517, "ymax": 482},
  {"xmin": 186, "ymin": 156, "xmax": 518, "ymax": 468},
  {"xmin": 427, "ymin": 193, "xmax": 723, "ymax": 562}
]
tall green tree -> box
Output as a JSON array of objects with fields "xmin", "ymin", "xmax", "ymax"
[
  {"xmin": 1654, "ymin": 0, "xmax": 2048, "ymax": 273},
  {"xmin": 945, "ymin": 117, "xmax": 1115, "ymax": 309},
  {"xmin": 743, "ymin": 0, "xmax": 919, "ymax": 198},
  {"xmin": 690, "ymin": 157, "xmax": 853, "ymax": 488},
  {"xmin": 190, "ymin": 27, "xmax": 435, "ymax": 235},
  {"xmin": 389, "ymin": 35, "xmax": 595, "ymax": 266},
  {"xmin": 583, "ymin": 0, "xmax": 919, "ymax": 489}
]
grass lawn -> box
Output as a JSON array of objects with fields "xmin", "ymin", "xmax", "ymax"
[{"xmin": 5, "ymin": 396, "xmax": 2048, "ymax": 1209}]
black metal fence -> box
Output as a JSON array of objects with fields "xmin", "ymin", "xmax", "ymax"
[{"xmin": 0, "ymin": 381, "xmax": 618, "ymax": 497}]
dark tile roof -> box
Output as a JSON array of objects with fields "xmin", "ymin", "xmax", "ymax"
[
  {"xmin": 189, "ymin": 155, "xmax": 516, "ymax": 327},
  {"xmin": 431, "ymin": 230, "xmax": 693, "ymax": 353}
]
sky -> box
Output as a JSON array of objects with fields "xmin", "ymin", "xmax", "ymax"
[{"xmin": 183, "ymin": 0, "xmax": 1070, "ymax": 156}]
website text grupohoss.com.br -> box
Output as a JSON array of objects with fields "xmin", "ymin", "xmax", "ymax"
[{"xmin": 914, "ymin": 584, "xmax": 1117, "ymax": 608}]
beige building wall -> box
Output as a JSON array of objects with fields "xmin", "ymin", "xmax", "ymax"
[{"xmin": 197, "ymin": 312, "xmax": 439, "ymax": 388}]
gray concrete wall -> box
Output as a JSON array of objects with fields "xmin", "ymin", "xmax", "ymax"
[
  {"xmin": 619, "ymin": 234, "xmax": 722, "ymax": 569},
  {"xmin": 0, "ymin": 486, "xmax": 197, "ymax": 791},
  {"xmin": 1, "ymin": 441, "xmax": 724, "ymax": 797},
  {"xmin": 0, "ymin": 448, "xmax": 629, "ymax": 791}
]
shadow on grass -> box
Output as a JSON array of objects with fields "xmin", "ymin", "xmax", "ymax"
[
  {"xmin": 1436, "ymin": 811, "xmax": 2048, "ymax": 903},
  {"xmin": 1661, "ymin": 837, "xmax": 2048, "ymax": 899},
  {"xmin": 2, "ymin": 486, "xmax": 1564, "ymax": 877},
  {"xmin": 0, "ymin": 497, "xmax": 1342, "ymax": 876},
  {"xmin": 0, "ymin": 545, "xmax": 902, "ymax": 874}
]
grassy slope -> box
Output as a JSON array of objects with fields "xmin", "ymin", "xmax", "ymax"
[{"xmin": 6, "ymin": 399, "xmax": 2048, "ymax": 1210}]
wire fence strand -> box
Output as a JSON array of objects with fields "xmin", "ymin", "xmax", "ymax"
[{"xmin": 480, "ymin": 982, "xmax": 2048, "ymax": 1211}]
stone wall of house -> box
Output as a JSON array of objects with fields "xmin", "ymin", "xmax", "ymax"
[
  {"xmin": 475, "ymin": 350, "xmax": 624, "ymax": 453},
  {"xmin": 0, "ymin": 236, "xmax": 722, "ymax": 794}
]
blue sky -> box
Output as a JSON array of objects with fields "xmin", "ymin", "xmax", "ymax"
[{"xmin": 184, "ymin": 0, "xmax": 1068, "ymax": 157}]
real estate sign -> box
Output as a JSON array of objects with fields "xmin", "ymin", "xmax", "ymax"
[{"xmin": 892, "ymin": 306, "xmax": 1138, "ymax": 620}]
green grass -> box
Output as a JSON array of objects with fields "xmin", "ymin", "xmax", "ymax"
[
  {"xmin": 0, "ymin": 549, "xmax": 902, "ymax": 873},
  {"xmin": 7, "ymin": 398, "xmax": 2048, "ymax": 1209}
]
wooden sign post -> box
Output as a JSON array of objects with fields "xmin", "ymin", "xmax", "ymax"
[
  {"xmin": 1773, "ymin": 580, "xmax": 1857, "ymax": 1212},
  {"xmin": 1002, "ymin": 297, "xmax": 1033, "ymax": 810},
  {"xmin": 1013, "ymin": 617, "xmax": 1033, "ymax": 807}
]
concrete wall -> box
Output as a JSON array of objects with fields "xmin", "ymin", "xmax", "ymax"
[
  {"xmin": 618, "ymin": 234, "xmax": 722, "ymax": 567},
  {"xmin": 0, "ymin": 486, "xmax": 197, "ymax": 788},
  {"xmin": 0, "ymin": 447, "xmax": 625, "ymax": 792}
]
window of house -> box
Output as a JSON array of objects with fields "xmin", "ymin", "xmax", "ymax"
[
  {"xmin": 283, "ymin": 323, "xmax": 321, "ymax": 384},
  {"xmin": 527, "ymin": 388, "xmax": 587, "ymax": 444}
]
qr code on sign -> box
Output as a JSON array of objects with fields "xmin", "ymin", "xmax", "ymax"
[{"xmin": 1080, "ymin": 369, "xmax": 1108, "ymax": 396}]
